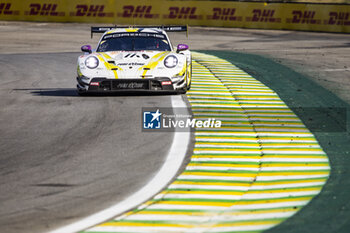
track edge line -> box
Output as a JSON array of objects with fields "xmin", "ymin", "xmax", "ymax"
[{"xmin": 48, "ymin": 95, "xmax": 191, "ymax": 233}]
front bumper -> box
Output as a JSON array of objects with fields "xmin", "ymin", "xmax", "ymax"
[{"xmin": 77, "ymin": 77, "xmax": 177, "ymax": 93}]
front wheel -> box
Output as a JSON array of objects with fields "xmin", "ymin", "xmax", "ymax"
[
  {"xmin": 187, "ymin": 62, "xmax": 192, "ymax": 90},
  {"xmin": 176, "ymin": 79, "xmax": 187, "ymax": 94},
  {"xmin": 177, "ymin": 87, "xmax": 187, "ymax": 94},
  {"xmin": 77, "ymin": 90, "xmax": 89, "ymax": 96}
]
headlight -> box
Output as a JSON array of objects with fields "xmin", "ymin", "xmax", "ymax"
[
  {"xmin": 85, "ymin": 56, "xmax": 99, "ymax": 69},
  {"xmin": 164, "ymin": 55, "xmax": 178, "ymax": 68}
]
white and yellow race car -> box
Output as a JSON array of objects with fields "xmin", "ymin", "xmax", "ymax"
[{"xmin": 76, "ymin": 26, "xmax": 191, "ymax": 95}]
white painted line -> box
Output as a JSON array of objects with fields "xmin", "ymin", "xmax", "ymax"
[
  {"xmin": 146, "ymin": 204, "xmax": 228, "ymax": 210},
  {"xmin": 49, "ymin": 95, "xmax": 191, "ymax": 233},
  {"xmin": 186, "ymin": 166, "xmax": 260, "ymax": 171},
  {"xmin": 261, "ymin": 157, "xmax": 328, "ymax": 162},
  {"xmin": 194, "ymin": 144, "xmax": 261, "ymax": 148},
  {"xmin": 177, "ymin": 175, "xmax": 255, "ymax": 181},
  {"xmin": 191, "ymin": 158, "xmax": 261, "ymax": 163},
  {"xmin": 87, "ymin": 226, "xmax": 190, "ymax": 232},
  {"xmin": 168, "ymin": 184, "xmax": 250, "ymax": 191},
  {"xmin": 256, "ymin": 174, "xmax": 329, "ymax": 181},
  {"xmin": 260, "ymin": 166, "xmax": 330, "ymax": 171},
  {"xmin": 125, "ymin": 211, "xmax": 295, "ymax": 221},
  {"xmin": 251, "ymin": 182, "xmax": 327, "ymax": 190},
  {"xmin": 228, "ymin": 201, "xmax": 310, "ymax": 210},
  {"xmin": 154, "ymin": 193, "xmax": 243, "ymax": 200}
]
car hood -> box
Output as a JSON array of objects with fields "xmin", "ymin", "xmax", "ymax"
[
  {"xmin": 99, "ymin": 51, "xmax": 170, "ymax": 70},
  {"xmin": 79, "ymin": 50, "xmax": 185, "ymax": 80}
]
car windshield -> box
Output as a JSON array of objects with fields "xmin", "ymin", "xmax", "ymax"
[{"xmin": 97, "ymin": 33, "xmax": 171, "ymax": 52}]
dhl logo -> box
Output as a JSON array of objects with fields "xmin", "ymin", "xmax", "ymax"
[
  {"xmin": 70, "ymin": 5, "xmax": 114, "ymax": 17},
  {"xmin": 164, "ymin": 7, "xmax": 202, "ymax": 20},
  {"xmin": 0, "ymin": 3, "xmax": 18, "ymax": 15},
  {"xmin": 246, "ymin": 9, "xmax": 281, "ymax": 23},
  {"xmin": 25, "ymin": 3, "xmax": 64, "ymax": 16},
  {"xmin": 287, "ymin": 10, "xmax": 321, "ymax": 24},
  {"xmin": 327, "ymin": 12, "xmax": 350, "ymax": 25},
  {"xmin": 207, "ymin": 8, "xmax": 242, "ymax": 21},
  {"xmin": 118, "ymin": 5, "xmax": 159, "ymax": 18}
]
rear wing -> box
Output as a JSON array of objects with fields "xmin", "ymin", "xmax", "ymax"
[{"xmin": 91, "ymin": 25, "xmax": 188, "ymax": 38}]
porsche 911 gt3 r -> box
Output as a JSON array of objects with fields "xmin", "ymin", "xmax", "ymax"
[{"xmin": 76, "ymin": 26, "xmax": 191, "ymax": 95}]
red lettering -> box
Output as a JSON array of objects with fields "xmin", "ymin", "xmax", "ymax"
[
  {"xmin": 252, "ymin": 9, "xmax": 276, "ymax": 22},
  {"xmin": 252, "ymin": 9, "xmax": 261, "ymax": 22},
  {"xmin": 28, "ymin": 3, "xmax": 61, "ymax": 16},
  {"xmin": 210, "ymin": 8, "xmax": 237, "ymax": 21},
  {"xmin": 222, "ymin": 8, "xmax": 231, "ymax": 20},
  {"xmin": 168, "ymin": 7, "xmax": 178, "ymax": 19},
  {"xmin": 328, "ymin": 12, "xmax": 350, "ymax": 25},
  {"xmin": 189, "ymin": 7, "xmax": 197, "ymax": 19},
  {"xmin": 144, "ymin": 6, "xmax": 153, "ymax": 18},
  {"xmin": 121, "ymin": 5, "xmax": 156, "ymax": 18},
  {"xmin": 166, "ymin": 7, "xmax": 199, "ymax": 20},
  {"xmin": 212, "ymin": 8, "xmax": 221, "ymax": 20},
  {"xmin": 302, "ymin": 11, "xmax": 315, "ymax": 23},
  {"xmin": 179, "ymin": 7, "xmax": 190, "ymax": 19},
  {"xmin": 87, "ymin": 5, "xmax": 100, "ymax": 17},
  {"xmin": 123, "ymin": 5, "xmax": 133, "ymax": 17},
  {"xmin": 133, "ymin": 5, "xmax": 147, "ymax": 18},
  {"xmin": 292, "ymin": 10, "xmax": 317, "ymax": 24},
  {"xmin": 74, "ymin": 4, "xmax": 109, "ymax": 17},
  {"xmin": 39, "ymin": 4, "xmax": 58, "ymax": 16},
  {"xmin": 0, "ymin": 3, "xmax": 13, "ymax": 15},
  {"xmin": 29, "ymin": 3, "xmax": 41, "ymax": 15},
  {"xmin": 97, "ymin": 6, "xmax": 106, "ymax": 17},
  {"xmin": 76, "ymin": 5, "xmax": 87, "ymax": 16}
]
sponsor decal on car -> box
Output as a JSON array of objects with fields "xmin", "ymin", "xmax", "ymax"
[
  {"xmin": 117, "ymin": 62, "xmax": 146, "ymax": 66},
  {"xmin": 90, "ymin": 82, "xmax": 100, "ymax": 86},
  {"xmin": 117, "ymin": 82, "xmax": 146, "ymax": 89},
  {"xmin": 161, "ymin": 81, "xmax": 172, "ymax": 85}
]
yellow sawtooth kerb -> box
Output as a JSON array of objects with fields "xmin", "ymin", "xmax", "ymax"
[{"xmin": 83, "ymin": 52, "xmax": 330, "ymax": 233}]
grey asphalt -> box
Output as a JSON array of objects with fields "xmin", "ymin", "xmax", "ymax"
[
  {"xmin": 0, "ymin": 52, "xmax": 175, "ymax": 233},
  {"xmin": 0, "ymin": 21, "xmax": 349, "ymax": 233}
]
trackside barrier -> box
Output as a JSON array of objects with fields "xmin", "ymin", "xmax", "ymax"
[{"xmin": 1, "ymin": 1, "xmax": 348, "ymax": 33}]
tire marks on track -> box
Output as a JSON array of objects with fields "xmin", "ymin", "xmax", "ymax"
[{"xmin": 82, "ymin": 52, "xmax": 330, "ymax": 233}]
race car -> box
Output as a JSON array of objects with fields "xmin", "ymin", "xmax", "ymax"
[{"xmin": 76, "ymin": 25, "xmax": 191, "ymax": 95}]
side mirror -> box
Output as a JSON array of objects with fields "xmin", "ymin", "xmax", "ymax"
[
  {"xmin": 81, "ymin": 45, "xmax": 92, "ymax": 54},
  {"xmin": 177, "ymin": 44, "xmax": 189, "ymax": 53}
]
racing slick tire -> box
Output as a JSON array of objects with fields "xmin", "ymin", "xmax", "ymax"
[
  {"xmin": 177, "ymin": 77, "xmax": 188, "ymax": 94},
  {"xmin": 187, "ymin": 64, "xmax": 192, "ymax": 90},
  {"xmin": 77, "ymin": 90, "xmax": 90, "ymax": 96},
  {"xmin": 177, "ymin": 87, "xmax": 187, "ymax": 94},
  {"xmin": 177, "ymin": 67, "xmax": 191, "ymax": 94}
]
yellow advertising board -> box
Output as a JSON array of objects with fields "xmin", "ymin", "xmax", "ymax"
[{"xmin": 0, "ymin": 0, "xmax": 349, "ymax": 33}]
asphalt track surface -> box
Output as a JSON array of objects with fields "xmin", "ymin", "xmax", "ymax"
[
  {"xmin": 0, "ymin": 52, "xmax": 176, "ymax": 233},
  {"xmin": 0, "ymin": 22, "xmax": 349, "ymax": 233}
]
